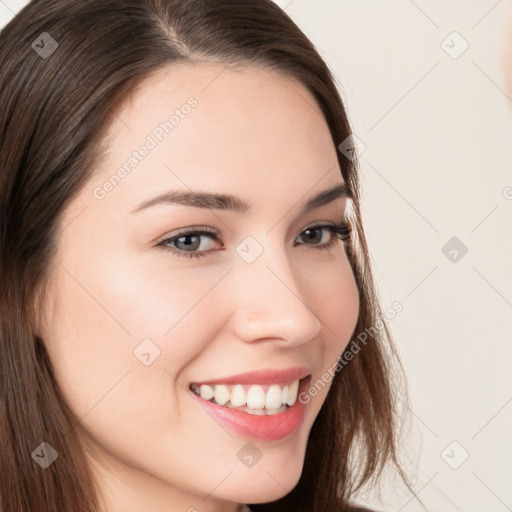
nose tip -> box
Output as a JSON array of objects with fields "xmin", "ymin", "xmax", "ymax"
[
  {"xmin": 227, "ymin": 265, "xmax": 323, "ymax": 346},
  {"xmin": 233, "ymin": 304, "xmax": 322, "ymax": 346}
]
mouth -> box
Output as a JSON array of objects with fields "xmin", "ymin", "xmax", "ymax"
[{"xmin": 189, "ymin": 375, "xmax": 311, "ymax": 416}]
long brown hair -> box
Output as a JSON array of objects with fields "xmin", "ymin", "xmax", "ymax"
[{"xmin": 0, "ymin": 1, "xmax": 417, "ymax": 510}]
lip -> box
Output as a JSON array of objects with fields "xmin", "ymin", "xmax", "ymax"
[
  {"xmin": 189, "ymin": 366, "xmax": 311, "ymax": 387},
  {"xmin": 190, "ymin": 376, "xmax": 311, "ymax": 441}
]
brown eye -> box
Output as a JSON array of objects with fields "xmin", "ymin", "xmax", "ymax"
[{"xmin": 296, "ymin": 223, "xmax": 351, "ymax": 249}]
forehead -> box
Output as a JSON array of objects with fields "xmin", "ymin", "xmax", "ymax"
[{"xmin": 87, "ymin": 62, "xmax": 342, "ymax": 214}]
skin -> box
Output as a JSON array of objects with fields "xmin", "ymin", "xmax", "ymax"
[{"xmin": 38, "ymin": 63, "xmax": 360, "ymax": 512}]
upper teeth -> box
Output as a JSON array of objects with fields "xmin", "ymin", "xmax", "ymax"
[{"xmin": 191, "ymin": 380, "xmax": 300, "ymax": 409}]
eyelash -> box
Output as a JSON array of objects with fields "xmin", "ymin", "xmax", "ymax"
[{"xmin": 155, "ymin": 222, "xmax": 352, "ymax": 260}]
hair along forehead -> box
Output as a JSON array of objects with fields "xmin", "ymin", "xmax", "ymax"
[{"xmin": 109, "ymin": 59, "xmax": 314, "ymax": 128}]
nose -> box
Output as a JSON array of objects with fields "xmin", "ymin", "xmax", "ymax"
[{"xmin": 224, "ymin": 246, "xmax": 323, "ymax": 347}]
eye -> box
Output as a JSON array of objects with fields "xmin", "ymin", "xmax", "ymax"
[
  {"xmin": 156, "ymin": 222, "xmax": 351, "ymax": 260},
  {"xmin": 295, "ymin": 223, "xmax": 351, "ymax": 252},
  {"xmin": 156, "ymin": 226, "xmax": 221, "ymax": 259}
]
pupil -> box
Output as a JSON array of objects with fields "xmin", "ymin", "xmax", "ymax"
[
  {"xmin": 177, "ymin": 235, "xmax": 199, "ymax": 251},
  {"xmin": 305, "ymin": 228, "xmax": 321, "ymax": 243}
]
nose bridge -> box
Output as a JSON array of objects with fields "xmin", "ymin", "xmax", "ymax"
[{"xmin": 226, "ymin": 237, "xmax": 323, "ymax": 344}]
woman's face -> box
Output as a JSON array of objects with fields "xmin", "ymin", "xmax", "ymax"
[{"xmin": 40, "ymin": 63, "xmax": 359, "ymax": 511}]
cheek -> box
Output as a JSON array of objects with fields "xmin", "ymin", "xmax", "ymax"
[
  {"xmin": 302, "ymin": 255, "xmax": 360, "ymax": 406},
  {"xmin": 41, "ymin": 244, "xmax": 229, "ymax": 422},
  {"xmin": 312, "ymin": 253, "xmax": 360, "ymax": 351},
  {"xmin": 95, "ymin": 254, "xmax": 231, "ymax": 367}
]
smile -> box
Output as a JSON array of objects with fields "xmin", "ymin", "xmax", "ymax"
[
  {"xmin": 190, "ymin": 378, "xmax": 303, "ymax": 416},
  {"xmin": 189, "ymin": 375, "xmax": 312, "ymax": 441}
]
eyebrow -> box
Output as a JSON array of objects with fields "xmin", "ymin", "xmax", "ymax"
[{"xmin": 130, "ymin": 182, "xmax": 352, "ymax": 215}]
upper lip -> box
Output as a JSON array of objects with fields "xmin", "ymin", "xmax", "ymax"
[{"xmin": 190, "ymin": 366, "xmax": 311, "ymax": 386}]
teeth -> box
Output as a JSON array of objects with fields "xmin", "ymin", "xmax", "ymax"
[
  {"xmin": 230, "ymin": 385, "xmax": 246, "ymax": 407},
  {"xmin": 213, "ymin": 384, "xmax": 230, "ymax": 406},
  {"xmin": 266, "ymin": 384, "xmax": 284, "ymax": 409},
  {"xmin": 191, "ymin": 379, "xmax": 302, "ymax": 411},
  {"xmin": 226, "ymin": 403, "xmax": 287, "ymax": 416},
  {"xmin": 281, "ymin": 385, "xmax": 288, "ymax": 404},
  {"xmin": 286, "ymin": 379, "xmax": 299, "ymax": 406},
  {"xmin": 199, "ymin": 384, "xmax": 214, "ymax": 401},
  {"xmin": 246, "ymin": 385, "xmax": 266, "ymax": 409}
]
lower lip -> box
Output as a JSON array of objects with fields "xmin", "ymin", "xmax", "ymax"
[{"xmin": 190, "ymin": 377, "xmax": 310, "ymax": 441}]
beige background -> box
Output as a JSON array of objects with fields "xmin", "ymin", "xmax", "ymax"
[{"xmin": 1, "ymin": 1, "xmax": 511, "ymax": 510}]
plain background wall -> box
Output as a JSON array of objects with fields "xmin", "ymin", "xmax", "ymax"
[{"xmin": 1, "ymin": 1, "xmax": 511, "ymax": 511}]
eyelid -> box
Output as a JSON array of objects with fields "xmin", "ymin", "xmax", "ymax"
[
  {"xmin": 154, "ymin": 225, "xmax": 218, "ymax": 245},
  {"xmin": 154, "ymin": 220, "xmax": 350, "ymax": 261},
  {"xmin": 155, "ymin": 220, "xmax": 346, "ymax": 245}
]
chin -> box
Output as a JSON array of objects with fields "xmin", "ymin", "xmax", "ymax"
[
  {"xmin": 229, "ymin": 487, "xmax": 292, "ymax": 505},
  {"xmin": 224, "ymin": 465, "xmax": 303, "ymax": 504}
]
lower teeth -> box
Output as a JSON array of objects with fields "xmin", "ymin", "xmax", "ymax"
[{"xmin": 209, "ymin": 399, "xmax": 288, "ymax": 415}]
